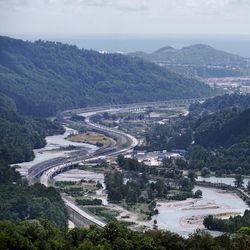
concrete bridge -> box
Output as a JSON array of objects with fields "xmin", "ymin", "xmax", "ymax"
[
  {"xmin": 64, "ymin": 198, "xmax": 106, "ymax": 228},
  {"xmin": 63, "ymin": 97, "xmax": 207, "ymax": 115},
  {"xmin": 30, "ymin": 98, "xmax": 207, "ymax": 228}
]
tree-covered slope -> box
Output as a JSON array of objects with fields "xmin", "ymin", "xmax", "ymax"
[
  {"xmin": 0, "ymin": 94, "xmax": 67, "ymax": 227},
  {"xmin": 138, "ymin": 94, "xmax": 250, "ymax": 173},
  {"xmin": 154, "ymin": 44, "xmax": 246, "ymax": 67},
  {"xmin": 130, "ymin": 44, "xmax": 250, "ymax": 78},
  {"xmin": 194, "ymin": 107, "xmax": 250, "ymax": 148},
  {"xmin": 0, "ymin": 36, "xmax": 214, "ymax": 116},
  {"xmin": 0, "ymin": 160, "xmax": 68, "ymax": 228},
  {"xmin": 0, "ymin": 93, "xmax": 64, "ymax": 164},
  {"xmin": 190, "ymin": 94, "xmax": 250, "ymax": 114}
]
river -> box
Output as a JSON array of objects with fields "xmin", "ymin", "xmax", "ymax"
[
  {"xmin": 54, "ymin": 169, "xmax": 249, "ymax": 236},
  {"xmin": 15, "ymin": 127, "xmax": 98, "ymax": 176},
  {"xmin": 14, "ymin": 112, "xmax": 249, "ymax": 236},
  {"xmin": 153, "ymin": 185, "xmax": 248, "ymax": 237}
]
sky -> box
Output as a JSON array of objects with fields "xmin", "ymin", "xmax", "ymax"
[{"xmin": 1, "ymin": 0, "xmax": 250, "ymax": 36}]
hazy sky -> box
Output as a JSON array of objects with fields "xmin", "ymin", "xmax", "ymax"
[{"xmin": 0, "ymin": 0, "xmax": 250, "ymax": 36}]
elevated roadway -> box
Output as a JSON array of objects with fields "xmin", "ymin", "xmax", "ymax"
[
  {"xmin": 28, "ymin": 98, "xmax": 202, "ymax": 228},
  {"xmin": 64, "ymin": 97, "xmax": 206, "ymax": 116},
  {"xmin": 30, "ymin": 106, "xmax": 139, "ymax": 228}
]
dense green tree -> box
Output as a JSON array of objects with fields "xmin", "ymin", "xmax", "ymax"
[
  {"xmin": 234, "ymin": 174, "xmax": 244, "ymax": 188},
  {"xmin": 194, "ymin": 189, "xmax": 202, "ymax": 198},
  {"xmin": 0, "ymin": 150, "xmax": 68, "ymax": 228},
  {"xmin": 194, "ymin": 107, "xmax": 250, "ymax": 149},
  {"xmin": 1, "ymin": 220, "xmax": 250, "ymax": 250},
  {"xmin": 0, "ymin": 94, "xmax": 64, "ymax": 164},
  {"xmin": 188, "ymin": 170, "xmax": 197, "ymax": 183},
  {"xmin": 204, "ymin": 210, "xmax": 250, "ymax": 233},
  {"xmin": 180, "ymin": 177, "xmax": 193, "ymax": 192},
  {"xmin": 0, "ymin": 182, "xmax": 68, "ymax": 228},
  {"xmin": 0, "ymin": 36, "xmax": 214, "ymax": 117},
  {"xmin": 105, "ymin": 171, "xmax": 124, "ymax": 202},
  {"xmin": 190, "ymin": 94, "xmax": 250, "ymax": 113},
  {"xmin": 201, "ymin": 167, "xmax": 211, "ymax": 177}
]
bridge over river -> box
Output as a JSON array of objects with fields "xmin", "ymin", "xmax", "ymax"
[{"xmin": 28, "ymin": 98, "xmax": 207, "ymax": 228}]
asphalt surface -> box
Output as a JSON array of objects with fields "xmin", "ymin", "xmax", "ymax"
[{"xmin": 33, "ymin": 107, "xmax": 139, "ymax": 227}]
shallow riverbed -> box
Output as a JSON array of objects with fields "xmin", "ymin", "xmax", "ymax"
[
  {"xmin": 153, "ymin": 186, "xmax": 248, "ymax": 237},
  {"xmin": 15, "ymin": 127, "xmax": 98, "ymax": 176},
  {"xmin": 54, "ymin": 168, "xmax": 104, "ymax": 183},
  {"xmin": 54, "ymin": 169, "xmax": 249, "ymax": 236}
]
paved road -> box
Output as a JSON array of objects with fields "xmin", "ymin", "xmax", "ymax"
[
  {"xmin": 38, "ymin": 107, "xmax": 139, "ymax": 227},
  {"xmin": 64, "ymin": 97, "xmax": 206, "ymax": 116},
  {"xmin": 39, "ymin": 108, "xmax": 139, "ymax": 186},
  {"xmin": 30, "ymin": 98, "xmax": 201, "ymax": 227}
]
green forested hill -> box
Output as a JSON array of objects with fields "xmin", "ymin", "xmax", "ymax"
[
  {"xmin": 194, "ymin": 107, "xmax": 250, "ymax": 148},
  {"xmin": 0, "ymin": 36, "xmax": 214, "ymax": 116},
  {"xmin": 138, "ymin": 94, "xmax": 250, "ymax": 173},
  {"xmin": 0, "ymin": 160, "xmax": 68, "ymax": 228},
  {"xmin": 0, "ymin": 93, "xmax": 64, "ymax": 164},
  {"xmin": 130, "ymin": 44, "xmax": 250, "ymax": 78},
  {"xmin": 190, "ymin": 94, "xmax": 250, "ymax": 114},
  {"xmin": 0, "ymin": 93, "xmax": 68, "ymax": 227}
]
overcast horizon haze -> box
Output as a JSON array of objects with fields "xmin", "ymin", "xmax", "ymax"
[{"xmin": 1, "ymin": 0, "xmax": 250, "ymax": 56}]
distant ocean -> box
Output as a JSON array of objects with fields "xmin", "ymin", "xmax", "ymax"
[{"xmin": 8, "ymin": 34, "xmax": 250, "ymax": 57}]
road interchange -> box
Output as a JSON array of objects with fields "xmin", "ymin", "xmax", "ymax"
[
  {"xmin": 27, "ymin": 98, "xmax": 204, "ymax": 227},
  {"xmin": 30, "ymin": 107, "xmax": 139, "ymax": 227}
]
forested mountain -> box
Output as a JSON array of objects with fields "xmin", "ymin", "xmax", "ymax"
[
  {"xmin": 0, "ymin": 93, "xmax": 64, "ymax": 164},
  {"xmin": 0, "ymin": 93, "xmax": 67, "ymax": 227},
  {"xmin": 139, "ymin": 94, "xmax": 250, "ymax": 152},
  {"xmin": 190, "ymin": 94, "xmax": 250, "ymax": 114},
  {"xmin": 130, "ymin": 44, "xmax": 250, "ymax": 78},
  {"xmin": 188, "ymin": 94, "xmax": 250, "ymax": 149},
  {"xmin": 188, "ymin": 97, "xmax": 250, "ymax": 174},
  {"xmin": 139, "ymin": 94, "xmax": 250, "ymax": 174},
  {"xmin": 0, "ymin": 36, "xmax": 214, "ymax": 117},
  {"xmin": 194, "ymin": 107, "xmax": 250, "ymax": 148}
]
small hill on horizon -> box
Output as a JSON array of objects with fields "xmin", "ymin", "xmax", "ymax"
[
  {"xmin": 154, "ymin": 46, "xmax": 175, "ymax": 53},
  {"xmin": 130, "ymin": 43, "xmax": 250, "ymax": 78},
  {"xmin": 0, "ymin": 36, "xmax": 214, "ymax": 117}
]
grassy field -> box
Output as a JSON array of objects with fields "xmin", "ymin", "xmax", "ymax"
[
  {"xmin": 55, "ymin": 180, "xmax": 98, "ymax": 198},
  {"xmin": 125, "ymin": 203, "xmax": 153, "ymax": 221},
  {"xmin": 85, "ymin": 206, "xmax": 119, "ymax": 223},
  {"xmin": 67, "ymin": 132, "xmax": 114, "ymax": 147}
]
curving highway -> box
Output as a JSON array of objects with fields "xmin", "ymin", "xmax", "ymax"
[
  {"xmin": 28, "ymin": 98, "xmax": 203, "ymax": 228},
  {"xmin": 32, "ymin": 107, "xmax": 139, "ymax": 227},
  {"xmin": 38, "ymin": 109, "xmax": 139, "ymax": 185}
]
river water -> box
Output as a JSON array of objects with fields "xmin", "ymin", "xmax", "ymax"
[
  {"xmin": 54, "ymin": 168, "xmax": 249, "ymax": 236},
  {"xmin": 153, "ymin": 185, "xmax": 248, "ymax": 237},
  {"xmin": 17, "ymin": 115, "xmax": 248, "ymax": 236},
  {"xmin": 14, "ymin": 113, "xmax": 248, "ymax": 236},
  {"xmin": 15, "ymin": 127, "xmax": 98, "ymax": 176}
]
